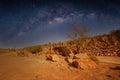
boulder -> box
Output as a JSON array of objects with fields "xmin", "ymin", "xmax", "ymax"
[
  {"xmin": 53, "ymin": 46, "xmax": 73, "ymax": 57},
  {"xmin": 46, "ymin": 54, "xmax": 59, "ymax": 62},
  {"xmin": 73, "ymin": 59, "xmax": 97, "ymax": 70},
  {"xmin": 74, "ymin": 53, "xmax": 89, "ymax": 59},
  {"xmin": 65, "ymin": 58, "xmax": 73, "ymax": 63}
]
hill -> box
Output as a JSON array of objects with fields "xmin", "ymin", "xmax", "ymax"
[{"xmin": 22, "ymin": 29, "xmax": 120, "ymax": 57}]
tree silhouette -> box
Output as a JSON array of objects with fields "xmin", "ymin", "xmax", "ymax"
[{"xmin": 67, "ymin": 23, "xmax": 88, "ymax": 54}]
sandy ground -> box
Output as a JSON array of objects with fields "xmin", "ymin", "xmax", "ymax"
[{"xmin": 0, "ymin": 53, "xmax": 120, "ymax": 80}]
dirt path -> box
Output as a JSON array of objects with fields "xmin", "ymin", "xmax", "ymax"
[
  {"xmin": 0, "ymin": 53, "xmax": 120, "ymax": 80},
  {"xmin": 0, "ymin": 53, "xmax": 78, "ymax": 80},
  {"xmin": 97, "ymin": 56, "xmax": 120, "ymax": 64}
]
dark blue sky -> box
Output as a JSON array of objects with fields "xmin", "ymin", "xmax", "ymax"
[{"xmin": 0, "ymin": 0, "xmax": 120, "ymax": 48}]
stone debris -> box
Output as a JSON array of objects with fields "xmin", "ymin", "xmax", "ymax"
[
  {"xmin": 73, "ymin": 59, "xmax": 97, "ymax": 70},
  {"xmin": 46, "ymin": 54, "xmax": 59, "ymax": 62}
]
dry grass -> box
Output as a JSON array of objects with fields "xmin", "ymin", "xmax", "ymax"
[{"xmin": 24, "ymin": 45, "xmax": 42, "ymax": 54}]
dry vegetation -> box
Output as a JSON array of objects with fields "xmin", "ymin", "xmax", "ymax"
[{"xmin": 23, "ymin": 45, "xmax": 42, "ymax": 54}]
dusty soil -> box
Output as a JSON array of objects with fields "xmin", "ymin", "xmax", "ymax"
[{"xmin": 0, "ymin": 53, "xmax": 120, "ymax": 80}]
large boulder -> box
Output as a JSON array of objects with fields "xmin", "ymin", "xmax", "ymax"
[
  {"xmin": 74, "ymin": 53, "xmax": 89, "ymax": 59},
  {"xmin": 46, "ymin": 54, "xmax": 59, "ymax": 62},
  {"xmin": 53, "ymin": 46, "xmax": 73, "ymax": 57},
  {"xmin": 73, "ymin": 59, "xmax": 97, "ymax": 70}
]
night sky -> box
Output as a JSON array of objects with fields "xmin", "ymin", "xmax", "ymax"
[{"xmin": 0, "ymin": 0, "xmax": 120, "ymax": 48}]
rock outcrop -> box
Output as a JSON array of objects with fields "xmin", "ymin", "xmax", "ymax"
[
  {"xmin": 46, "ymin": 54, "xmax": 59, "ymax": 62},
  {"xmin": 53, "ymin": 46, "xmax": 73, "ymax": 57},
  {"xmin": 73, "ymin": 59, "xmax": 97, "ymax": 70}
]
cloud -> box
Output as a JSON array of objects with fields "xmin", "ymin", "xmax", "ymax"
[
  {"xmin": 55, "ymin": 17, "xmax": 65, "ymax": 22},
  {"xmin": 48, "ymin": 17, "xmax": 68, "ymax": 24}
]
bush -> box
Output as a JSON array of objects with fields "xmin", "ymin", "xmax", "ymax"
[
  {"xmin": 17, "ymin": 50, "xmax": 31, "ymax": 57},
  {"xmin": 25, "ymin": 45, "xmax": 42, "ymax": 54}
]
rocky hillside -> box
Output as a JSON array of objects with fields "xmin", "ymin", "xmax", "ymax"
[
  {"xmin": 65, "ymin": 29, "xmax": 120, "ymax": 57},
  {"xmin": 21, "ymin": 29, "xmax": 120, "ymax": 57}
]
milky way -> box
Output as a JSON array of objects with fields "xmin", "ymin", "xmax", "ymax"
[{"xmin": 0, "ymin": 0, "xmax": 120, "ymax": 48}]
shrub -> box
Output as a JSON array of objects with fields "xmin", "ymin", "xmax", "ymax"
[
  {"xmin": 16, "ymin": 49, "xmax": 33, "ymax": 57},
  {"xmin": 67, "ymin": 23, "xmax": 88, "ymax": 53},
  {"xmin": 25, "ymin": 45, "xmax": 42, "ymax": 54}
]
